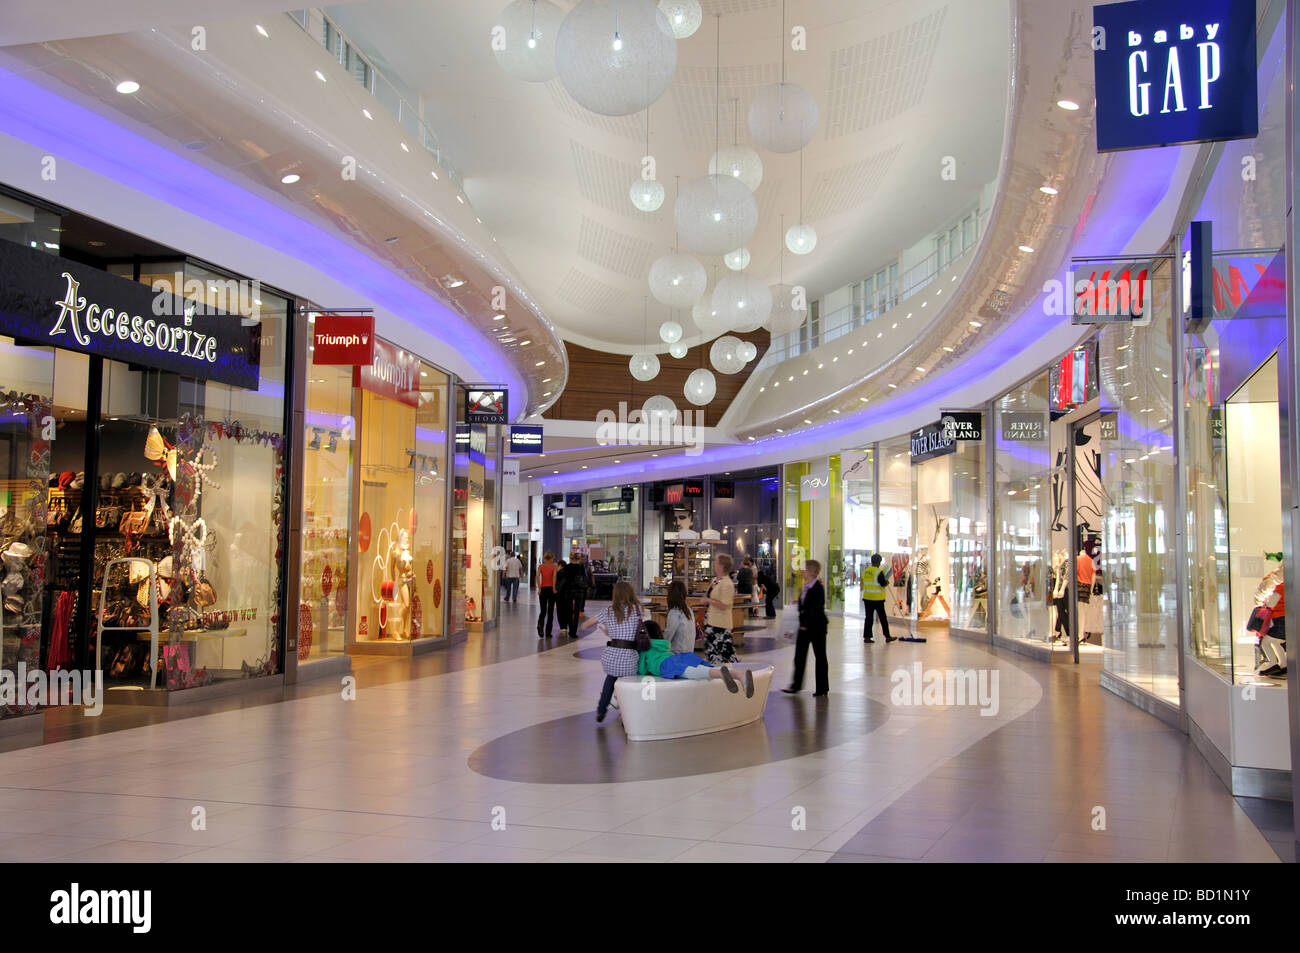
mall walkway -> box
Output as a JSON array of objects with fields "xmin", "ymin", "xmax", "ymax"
[{"xmin": 0, "ymin": 595, "xmax": 1285, "ymax": 862}]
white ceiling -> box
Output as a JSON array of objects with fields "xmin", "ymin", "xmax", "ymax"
[{"xmin": 325, "ymin": 0, "xmax": 1011, "ymax": 352}]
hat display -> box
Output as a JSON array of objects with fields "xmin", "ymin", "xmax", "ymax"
[
  {"xmin": 701, "ymin": 529, "xmax": 722, "ymax": 541},
  {"xmin": 111, "ymin": 472, "xmax": 127, "ymax": 489}
]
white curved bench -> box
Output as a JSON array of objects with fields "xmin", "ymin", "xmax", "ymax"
[{"xmin": 612, "ymin": 663, "xmax": 774, "ymax": 741}]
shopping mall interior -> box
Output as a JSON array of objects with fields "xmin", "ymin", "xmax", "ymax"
[{"xmin": 0, "ymin": 0, "xmax": 1297, "ymax": 876}]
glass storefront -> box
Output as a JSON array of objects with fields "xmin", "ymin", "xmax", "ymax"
[{"xmin": 1, "ymin": 233, "xmax": 289, "ymax": 713}]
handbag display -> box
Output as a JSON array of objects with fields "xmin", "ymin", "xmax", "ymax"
[
  {"xmin": 1247, "ymin": 605, "xmax": 1273, "ymax": 635},
  {"xmin": 1092, "ymin": 579, "xmax": 1103, "ymax": 596}
]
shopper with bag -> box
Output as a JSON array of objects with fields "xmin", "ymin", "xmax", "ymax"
[{"xmin": 783, "ymin": 559, "xmax": 830, "ymax": 696}]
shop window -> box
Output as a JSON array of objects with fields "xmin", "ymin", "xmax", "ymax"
[
  {"xmin": 877, "ymin": 437, "xmax": 915, "ymax": 623},
  {"xmin": 301, "ymin": 363, "xmax": 353, "ymax": 661}
]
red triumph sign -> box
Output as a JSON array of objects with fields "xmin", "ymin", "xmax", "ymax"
[
  {"xmin": 356, "ymin": 337, "xmax": 421, "ymax": 407},
  {"xmin": 312, "ymin": 313, "xmax": 375, "ymax": 365}
]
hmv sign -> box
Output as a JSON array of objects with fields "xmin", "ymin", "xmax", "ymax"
[{"xmin": 1093, "ymin": 0, "xmax": 1257, "ymax": 152}]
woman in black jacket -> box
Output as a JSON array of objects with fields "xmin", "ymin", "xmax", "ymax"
[
  {"xmin": 756, "ymin": 565, "xmax": 780, "ymax": 618},
  {"xmin": 783, "ymin": 559, "xmax": 829, "ymax": 696}
]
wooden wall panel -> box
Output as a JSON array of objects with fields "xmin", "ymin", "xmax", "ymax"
[{"xmin": 545, "ymin": 331, "xmax": 768, "ymax": 427}]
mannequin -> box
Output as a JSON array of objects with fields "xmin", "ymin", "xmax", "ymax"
[
  {"xmin": 1253, "ymin": 553, "xmax": 1287, "ymax": 677},
  {"xmin": 1077, "ymin": 536, "xmax": 1103, "ymax": 644},
  {"xmin": 1050, "ymin": 548, "xmax": 1070, "ymax": 642},
  {"xmin": 397, "ymin": 529, "xmax": 414, "ymax": 640}
]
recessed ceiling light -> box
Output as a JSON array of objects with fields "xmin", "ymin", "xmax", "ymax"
[
  {"xmin": 776, "ymin": 428, "xmax": 784, "ymax": 433},
  {"xmin": 614, "ymin": 459, "xmax": 621, "ymax": 464},
  {"xmin": 314, "ymin": 70, "xmax": 327, "ymax": 82},
  {"xmin": 1040, "ymin": 185, "xmax": 1059, "ymax": 195},
  {"xmin": 859, "ymin": 397, "xmax": 868, "ymax": 403},
  {"xmin": 553, "ymin": 470, "xmax": 559, "ymax": 474},
  {"xmin": 832, "ymin": 409, "xmax": 840, "ymax": 414},
  {"xmin": 802, "ymin": 369, "xmax": 808, "ymax": 375},
  {"xmin": 803, "ymin": 419, "xmax": 812, "ymax": 425},
  {"xmin": 581, "ymin": 465, "xmax": 588, "ymax": 469},
  {"xmin": 1018, "ymin": 244, "xmax": 1035, "ymax": 253},
  {"xmin": 520, "ymin": 339, "xmax": 531, "ymax": 346},
  {"xmin": 915, "ymin": 366, "xmax": 926, "ymax": 373},
  {"xmin": 476, "ymin": 217, "xmax": 483, "ymax": 224},
  {"xmin": 817, "ymin": 363, "xmax": 823, "ymax": 369},
  {"xmin": 255, "ymin": 24, "xmax": 269, "ymax": 37},
  {"xmin": 943, "ymin": 346, "xmax": 954, "ymax": 352},
  {"xmin": 115, "ymin": 80, "xmax": 140, "ymax": 95},
  {"xmin": 280, "ymin": 172, "xmax": 300, "ymax": 185},
  {"xmin": 759, "ymin": 387, "xmax": 765, "ymax": 393},
  {"xmin": 400, "ymin": 142, "xmax": 410, "ymax": 152},
  {"xmin": 1058, "ymin": 99, "xmax": 1081, "ymax": 110},
  {"xmin": 787, "ymin": 376, "xmax": 794, "ymax": 382},
  {"xmin": 888, "ymin": 383, "xmax": 897, "ymax": 389},
  {"xmin": 969, "ymin": 320, "xmax": 982, "ymax": 327},
  {"xmin": 748, "ymin": 436, "xmax": 756, "ymax": 441},
  {"xmin": 444, "ymin": 275, "xmax": 465, "ymax": 288},
  {"xmin": 535, "ymin": 361, "xmax": 545, "ymax": 366},
  {"xmin": 362, "ymin": 108, "xmax": 373, "ymax": 120},
  {"xmin": 384, "ymin": 236, "xmax": 400, "ymax": 244},
  {"xmin": 542, "ymin": 377, "xmax": 552, "ymax": 383}
]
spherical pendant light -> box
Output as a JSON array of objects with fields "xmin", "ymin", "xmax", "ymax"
[
  {"xmin": 629, "ymin": 352, "xmax": 661, "ymax": 381},
  {"xmin": 659, "ymin": 320, "xmax": 683, "ymax": 344},
  {"xmin": 669, "ymin": 341, "xmax": 689, "ymax": 359},
  {"xmin": 765, "ymin": 283, "xmax": 808, "ymax": 335},
  {"xmin": 738, "ymin": 340, "xmax": 758, "ymax": 363},
  {"xmin": 674, "ymin": 174, "xmax": 758, "ymax": 255},
  {"xmin": 708, "ymin": 144, "xmax": 763, "ymax": 191},
  {"xmin": 643, "ymin": 393, "xmax": 679, "ymax": 426},
  {"xmin": 709, "ymin": 335, "xmax": 746, "ymax": 375},
  {"xmin": 723, "ymin": 247, "xmax": 751, "ymax": 271},
  {"xmin": 684, "ymin": 367, "xmax": 717, "ymax": 406},
  {"xmin": 493, "ymin": 0, "xmax": 566, "ymax": 82},
  {"xmin": 648, "ymin": 252, "xmax": 707, "ymax": 309},
  {"xmin": 658, "ymin": 0, "xmax": 702, "ymax": 38},
  {"xmin": 630, "ymin": 178, "xmax": 665, "ymax": 212},
  {"xmin": 785, "ymin": 222, "xmax": 818, "ymax": 255},
  {"xmin": 556, "ymin": 0, "xmax": 678, "ymax": 117},
  {"xmin": 692, "ymin": 298, "xmax": 728, "ymax": 338},
  {"xmin": 712, "ymin": 273, "xmax": 772, "ymax": 332},
  {"xmin": 748, "ymin": 82, "xmax": 819, "ymax": 153}
]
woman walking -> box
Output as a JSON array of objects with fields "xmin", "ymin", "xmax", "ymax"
[
  {"xmin": 702, "ymin": 553, "xmax": 739, "ymax": 665},
  {"xmin": 783, "ymin": 559, "xmax": 830, "ymax": 696},
  {"xmin": 536, "ymin": 551, "xmax": 558, "ymax": 638}
]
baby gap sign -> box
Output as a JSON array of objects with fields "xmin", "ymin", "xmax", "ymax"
[{"xmin": 1093, "ymin": 0, "xmax": 1257, "ymax": 152}]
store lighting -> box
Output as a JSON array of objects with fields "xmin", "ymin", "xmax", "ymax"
[
  {"xmin": 535, "ymin": 361, "xmax": 545, "ymax": 366},
  {"xmin": 432, "ymin": 170, "xmax": 440, "ymax": 180},
  {"xmin": 314, "ymin": 70, "xmax": 327, "ymax": 82},
  {"xmin": 280, "ymin": 173, "xmax": 300, "ymax": 184},
  {"xmin": 773, "ymin": 382, "xmax": 779, "ymax": 388},
  {"xmin": 1057, "ymin": 99, "xmax": 1081, "ymax": 110},
  {"xmin": 759, "ymin": 387, "xmax": 765, "ymax": 393},
  {"xmin": 1040, "ymin": 185, "xmax": 1058, "ymax": 195},
  {"xmin": 832, "ymin": 409, "xmax": 840, "ymax": 414},
  {"xmin": 493, "ymin": 314, "xmax": 505, "ymax": 320},
  {"xmin": 803, "ymin": 419, "xmax": 812, "ymax": 425},
  {"xmin": 802, "ymin": 369, "xmax": 808, "ymax": 375},
  {"xmin": 848, "ymin": 349, "xmax": 854, "ymax": 355},
  {"xmin": 832, "ymin": 357, "xmax": 838, "ymax": 362},
  {"xmin": 888, "ymin": 383, "xmax": 897, "ymax": 389},
  {"xmin": 115, "ymin": 80, "xmax": 140, "ymax": 95},
  {"xmin": 1018, "ymin": 245, "xmax": 1035, "ymax": 253},
  {"xmin": 818, "ymin": 363, "xmax": 823, "ymax": 369},
  {"xmin": 859, "ymin": 397, "xmax": 869, "ymax": 403},
  {"xmin": 969, "ymin": 320, "xmax": 982, "ymax": 327},
  {"xmin": 362, "ymin": 109, "xmax": 373, "ymax": 120},
  {"xmin": 776, "ymin": 428, "xmax": 784, "ymax": 433},
  {"xmin": 748, "ymin": 436, "xmax": 756, "ymax": 441},
  {"xmin": 943, "ymin": 346, "xmax": 954, "ymax": 352},
  {"xmin": 877, "ymin": 333, "xmax": 883, "ymax": 338},
  {"xmin": 255, "ymin": 24, "xmax": 269, "ymax": 37}
]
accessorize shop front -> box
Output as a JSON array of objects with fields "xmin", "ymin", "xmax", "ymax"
[{"xmin": 0, "ymin": 196, "xmax": 289, "ymax": 716}]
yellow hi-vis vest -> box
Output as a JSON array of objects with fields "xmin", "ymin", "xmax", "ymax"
[{"xmin": 862, "ymin": 564, "xmax": 889, "ymax": 601}]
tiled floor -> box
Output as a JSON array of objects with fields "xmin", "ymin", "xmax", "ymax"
[{"xmin": 0, "ymin": 594, "xmax": 1286, "ymax": 862}]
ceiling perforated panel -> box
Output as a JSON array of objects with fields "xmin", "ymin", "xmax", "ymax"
[
  {"xmin": 824, "ymin": 7, "xmax": 948, "ymax": 138},
  {"xmin": 669, "ymin": 63, "xmax": 781, "ymax": 153},
  {"xmin": 803, "ymin": 144, "xmax": 902, "ymax": 219},
  {"xmin": 546, "ymin": 79, "xmax": 644, "ymax": 140},
  {"xmin": 577, "ymin": 216, "xmax": 658, "ymax": 278},
  {"xmin": 570, "ymin": 139, "xmax": 666, "ymax": 223},
  {"xmin": 555, "ymin": 267, "xmax": 629, "ymax": 315},
  {"xmin": 701, "ymin": 0, "xmax": 779, "ymax": 14}
]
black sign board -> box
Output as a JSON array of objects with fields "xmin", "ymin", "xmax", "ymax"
[
  {"xmin": 509, "ymin": 425, "xmax": 543, "ymax": 454},
  {"xmin": 911, "ymin": 421, "xmax": 956, "ymax": 464},
  {"xmin": 1099, "ymin": 413, "xmax": 1120, "ymax": 441},
  {"xmin": 1093, "ymin": 0, "xmax": 1258, "ymax": 153},
  {"xmin": 620, "ymin": 486, "xmax": 636, "ymax": 502},
  {"xmin": 565, "ymin": 493, "xmax": 582, "ymax": 508},
  {"xmin": 591, "ymin": 498, "xmax": 632, "ymax": 515},
  {"xmin": 1210, "ymin": 407, "xmax": 1225, "ymax": 442},
  {"xmin": 465, "ymin": 387, "xmax": 508, "ymax": 424},
  {"xmin": 714, "ymin": 480, "xmax": 735, "ymax": 499},
  {"xmin": 940, "ymin": 411, "xmax": 983, "ymax": 441},
  {"xmin": 1000, "ymin": 412, "xmax": 1047, "ymax": 442},
  {"xmin": 1185, "ymin": 220, "xmax": 1214, "ymax": 333},
  {"xmin": 545, "ymin": 505, "xmax": 562, "ymax": 519},
  {"xmin": 0, "ymin": 239, "xmax": 260, "ymax": 388},
  {"xmin": 683, "ymin": 479, "xmax": 705, "ymax": 498}
]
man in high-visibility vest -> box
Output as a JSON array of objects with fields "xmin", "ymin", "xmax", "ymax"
[{"xmin": 862, "ymin": 553, "xmax": 896, "ymax": 644}]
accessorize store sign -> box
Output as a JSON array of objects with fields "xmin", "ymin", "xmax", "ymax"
[
  {"xmin": 1092, "ymin": 0, "xmax": 1257, "ymax": 152},
  {"xmin": 355, "ymin": 337, "xmax": 420, "ymax": 407},
  {"xmin": 0, "ymin": 240, "xmax": 260, "ymax": 389},
  {"xmin": 312, "ymin": 313, "xmax": 375, "ymax": 365}
]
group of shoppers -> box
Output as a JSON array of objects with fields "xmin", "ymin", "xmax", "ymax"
[{"xmin": 534, "ymin": 550, "xmax": 592, "ymax": 639}]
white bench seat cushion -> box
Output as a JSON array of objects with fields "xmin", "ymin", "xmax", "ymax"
[{"xmin": 612, "ymin": 663, "xmax": 774, "ymax": 741}]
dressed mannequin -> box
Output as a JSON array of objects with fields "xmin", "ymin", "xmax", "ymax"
[
  {"xmin": 1050, "ymin": 548, "xmax": 1070, "ymax": 642},
  {"xmin": 915, "ymin": 545, "xmax": 931, "ymax": 614},
  {"xmin": 1253, "ymin": 554, "xmax": 1286, "ymax": 677},
  {"xmin": 1077, "ymin": 536, "xmax": 1104, "ymax": 644}
]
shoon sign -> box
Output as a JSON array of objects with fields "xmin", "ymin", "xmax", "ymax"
[
  {"xmin": 0, "ymin": 239, "xmax": 260, "ymax": 389},
  {"xmin": 1093, "ymin": 0, "xmax": 1257, "ymax": 152},
  {"xmin": 465, "ymin": 386, "xmax": 508, "ymax": 424},
  {"xmin": 312, "ymin": 313, "xmax": 374, "ymax": 365}
]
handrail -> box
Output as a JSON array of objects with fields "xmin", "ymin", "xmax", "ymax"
[
  {"xmin": 759, "ymin": 208, "xmax": 990, "ymax": 369},
  {"xmin": 286, "ymin": 8, "xmax": 465, "ymax": 191}
]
